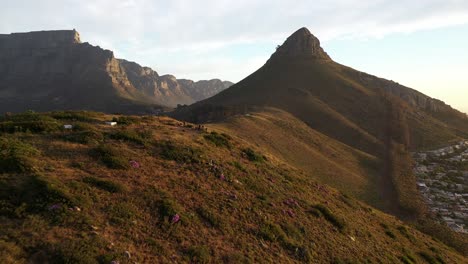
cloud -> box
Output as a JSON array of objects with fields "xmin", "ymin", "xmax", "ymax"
[{"xmin": 1, "ymin": 0, "xmax": 468, "ymax": 81}]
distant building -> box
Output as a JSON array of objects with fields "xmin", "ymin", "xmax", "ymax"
[
  {"xmin": 105, "ymin": 121, "xmax": 117, "ymax": 126},
  {"xmin": 417, "ymin": 182, "xmax": 428, "ymax": 190}
]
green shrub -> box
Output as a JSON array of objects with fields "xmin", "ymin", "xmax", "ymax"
[
  {"xmin": 0, "ymin": 138, "xmax": 40, "ymax": 173},
  {"xmin": 308, "ymin": 208, "xmax": 322, "ymax": 218},
  {"xmin": 312, "ymin": 204, "xmax": 346, "ymax": 231},
  {"xmin": 24, "ymin": 175, "xmax": 76, "ymax": 213},
  {"xmin": 157, "ymin": 141, "xmax": 201, "ymax": 164},
  {"xmin": 63, "ymin": 130, "xmax": 103, "ymax": 145},
  {"xmin": 111, "ymin": 116, "xmax": 140, "ymax": 125},
  {"xmin": 419, "ymin": 252, "xmax": 442, "ymax": 264},
  {"xmin": 258, "ymin": 222, "xmax": 287, "ymax": 242},
  {"xmin": 157, "ymin": 198, "xmax": 180, "ymax": 221},
  {"xmin": 196, "ymin": 207, "xmax": 223, "ymax": 228},
  {"xmin": 400, "ymin": 250, "xmax": 416, "ymax": 264},
  {"xmin": 203, "ymin": 131, "xmax": 231, "ymax": 148},
  {"xmin": 185, "ymin": 246, "xmax": 211, "ymax": 264},
  {"xmin": 242, "ymin": 148, "xmax": 265, "ymax": 162},
  {"xmin": 231, "ymin": 161, "xmax": 247, "ymax": 172},
  {"xmin": 0, "ymin": 111, "xmax": 62, "ymax": 133},
  {"xmin": 222, "ymin": 252, "xmax": 247, "ymax": 263},
  {"xmin": 92, "ymin": 145, "xmax": 129, "ymax": 170},
  {"xmin": 107, "ymin": 202, "xmax": 136, "ymax": 225},
  {"xmin": 49, "ymin": 237, "xmax": 107, "ymax": 264},
  {"xmin": 108, "ymin": 129, "xmax": 151, "ymax": 146},
  {"xmin": 397, "ymin": 225, "xmax": 413, "ymax": 240},
  {"xmin": 49, "ymin": 111, "xmax": 98, "ymax": 122},
  {"xmin": 385, "ymin": 230, "xmax": 396, "ymax": 239},
  {"xmin": 83, "ymin": 176, "xmax": 125, "ymax": 193},
  {"xmin": 0, "ymin": 174, "xmax": 76, "ymax": 219}
]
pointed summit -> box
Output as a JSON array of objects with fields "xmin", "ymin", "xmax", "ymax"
[{"xmin": 270, "ymin": 27, "xmax": 331, "ymax": 61}]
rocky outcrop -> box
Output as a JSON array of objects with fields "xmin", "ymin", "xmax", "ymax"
[
  {"xmin": 119, "ymin": 59, "xmax": 233, "ymax": 106},
  {"xmin": 355, "ymin": 70, "xmax": 466, "ymax": 117},
  {"xmin": 178, "ymin": 79, "xmax": 234, "ymax": 102},
  {"xmin": 0, "ymin": 29, "xmax": 232, "ymax": 113},
  {"xmin": 269, "ymin": 27, "xmax": 331, "ymax": 61}
]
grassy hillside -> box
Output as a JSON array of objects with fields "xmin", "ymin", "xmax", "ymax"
[
  {"xmin": 0, "ymin": 111, "xmax": 466, "ymax": 263},
  {"xmin": 208, "ymin": 108, "xmax": 383, "ymax": 208}
]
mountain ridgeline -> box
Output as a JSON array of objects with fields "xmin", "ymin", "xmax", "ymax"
[
  {"xmin": 0, "ymin": 30, "xmax": 233, "ymax": 113},
  {"xmin": 172, "ymin": 28, "xmax": 468, "ymax": 218}
]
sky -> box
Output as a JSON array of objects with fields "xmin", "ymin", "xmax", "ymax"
[{"xmin": 1, "ymin": 0, "xmax": 467, "ymax": 113}]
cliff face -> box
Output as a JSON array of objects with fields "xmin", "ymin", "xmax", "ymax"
[
  {"xmin": 119, "ymin": 60, "xmax": 233, "ymax": 106},
  {"xmin": 0, "ymin": 30, "xmax": 232, "ymax": 113},
  {"xmin": 178, "ymin": 79, "xmax": 234, "ymax": 102}
]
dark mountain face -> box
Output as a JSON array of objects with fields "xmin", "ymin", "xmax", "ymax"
[
  {"xmin": 172, "ymin": 27, "xmax": 468, "ymax": 151},
  {"xmin": 270, "ymin": 27, "xmax": 331, "ymax": 61},
  {"xmin": 0, "ymin": 30, "xmax": 232, "ymax": 113},
  {"xmin": 171, "ymin": 27, "xmax": 468, "ymax": 220}
]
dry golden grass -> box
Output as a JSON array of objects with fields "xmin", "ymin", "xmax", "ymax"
[{"xmin": 0, "ymin": 111, "xmax": 466, "ymax": 263}]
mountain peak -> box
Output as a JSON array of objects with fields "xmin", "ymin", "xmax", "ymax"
[{"xmin": 270, "ymin": 27, "xmax": 331, "ymax": 61}]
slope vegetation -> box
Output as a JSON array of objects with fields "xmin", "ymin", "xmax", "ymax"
[
  {"xmin": 171, "ymin": 28, "xmax": 468, "ymax": 219},
  {"xmin": 0, "ymin": 111, "xmax": 465, "ymax": 263}
]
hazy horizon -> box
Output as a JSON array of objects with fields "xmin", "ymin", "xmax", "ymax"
[{"xmin": 1, "ymin": 0, "xmax": 467, "ymax": 113}]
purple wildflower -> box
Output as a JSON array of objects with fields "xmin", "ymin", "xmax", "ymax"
[
  {"xmin": 171, "ymin": 214, "xmax": 180, "ymax": 223},
  {"xmin": 129, "ymin": 160, "xmax": 140, "ymax": 168},
  {"xmin": 286, "ymin": 209, "xmax": 295, "ymax": 218},
  {"xmin": 283, "ymin": 198, "xmax": 299, "ymax": 207},
  {"xmin": 48, "ymin": 204, "xmax": 61, "ymax": 211},
  {"xmin": 219, "ymin": 173, "xmax": 226, "ymax": 180}
]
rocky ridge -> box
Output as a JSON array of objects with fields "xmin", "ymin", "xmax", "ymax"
[
  {"xmin": 269, "ymin": 27, "xmax": 331, "ymax": 61},
  {"xmin": 0, "ymin": 29, "xmax": 232, "ymax": 113}
]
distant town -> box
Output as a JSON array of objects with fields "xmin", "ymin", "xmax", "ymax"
[{"xmin": 413, "ymin": 140, "xmax": 468, "ymax": 233}]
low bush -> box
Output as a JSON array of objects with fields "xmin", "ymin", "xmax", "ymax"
[
  {"xmin": 112, "ymin": 116, "xmax": 140, "ymax": 125},
  {"xmin": 400, "ymin": 249, "xmax": 417, "ymax": 264},
  {"xmin": 107, "ymin": 202, "xmax": 137, "ymax": 225},
  {"xmin": 203, "ymin": 131, "xmax": 231, "ymax": 148},
  {"xmin": 63, "ymin": 129, "xmax": 103, "ymax": 145},
  {"xmin": 157, "ymin": 141, "xmax": 201, "ymax": 164},
  {"xmin": 312, "ymin": 204, "xmax": 346, "ymax": 231},
  {"xmin": 0, "ymin": 174, "xmax": 76, "ymax": 220},
  {"xmin": 258, "ymin": 221, "xmax": 287, "ymax": 242},
  {"xmin": 91, "ymin": 145, "xmax": 129, "ymax": 170},
  {"xmin": 108, "ymin": 129, "xmax": 152, "ymax": 146},
  {"xmin": 0, "ymin": 112, "xmax": 61, "ymax": 133},
  {"xmin": 83, "ymin": 176, "xmax": 125, "ymax": 193},
  {"xmin": 157, "ymin": 198, "xmax": 180, "ymax": 221},
  {"xmin": 307, "ymin": 208, "xmax": 322, "ymax": 218},
  {"xmin": 185, "ymin": 245, "xmax": 211, "ymax": 264},
  {"xmin": 49, "ymin": 111, "xmax": 98, "ymax": 122},
  {"xmin": 419, "ymin": 252, "xmax": 443, "ymax": 264},
  {"xmin": 196, "ymin": 207, "xmax": 224, "ymax": 228},
  {"xmin": 385, "ymin": 230, "xmax": 396, "ymax": 239},
  {"xmin": 231, "ymin": 161, "xmax": 247, "ymax": 172},
  {"xmin": 242, "ymin": 148, "xmax": 265, "ymax": 162},
  {"xmin": 49, "ymin": 237, "xmax": 108, "ymax": 264},
  {"xmin": 0, "ymin": 138, "xmax": 40, "ymax": 173}
]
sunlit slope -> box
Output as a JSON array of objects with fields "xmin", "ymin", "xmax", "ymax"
[
  {"xmin": 208, "ymin": 108, "xmax": 383, "ymax": 207},
  {"xmin": 0, "ymin": 111, "xmax": 466, "ymax": 263}
]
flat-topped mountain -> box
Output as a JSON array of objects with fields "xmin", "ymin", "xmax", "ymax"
[{"xmin": 0, "ymin": 30, "xmax": 232, "ymax": 113}]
